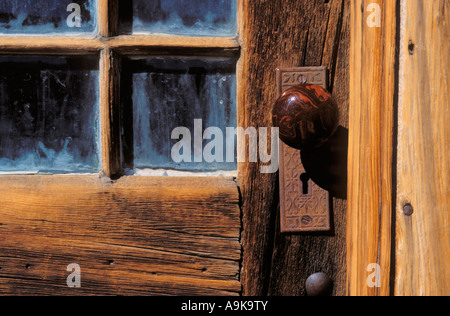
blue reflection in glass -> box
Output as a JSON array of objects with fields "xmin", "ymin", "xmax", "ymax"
[
  {"xmin": 119, "ymin": 0, "xmax": 237, "ymax": 37},
  {"xmin": 0, "ymin": 0, "xmax": 96, "ymax": 34},
  {"xmin": 0, "ymin": 55, "xmax": 100, "ymax": 173},
  {"xmin": 121, "ymin": 57, "xmax": 237, "ymax": 172}
]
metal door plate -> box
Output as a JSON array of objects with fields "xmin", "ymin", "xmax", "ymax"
[{"xmin": 277, "ymin": 67, "xmax": 331, "ymax": 233}]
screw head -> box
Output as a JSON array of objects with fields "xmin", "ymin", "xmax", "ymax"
[
  {"xmin": 403, "ymin": 204, "xmax": 414, "ymax": 216},
  {"xmin": 305, "ymin": 272, "xmax": 333, "ymax": 296}
]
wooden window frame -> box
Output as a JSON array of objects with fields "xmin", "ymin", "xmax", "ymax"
[
  {"xmin": 0, "ymin": 0, "xmax": 244, "ymax": 296},
  {"xmin": 0, "ymin": 0, "xmax": 243, "ymax": 179}
]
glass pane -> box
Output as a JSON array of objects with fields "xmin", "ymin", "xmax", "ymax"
[
  {"xmin": 0, "ymin": 55, "xmax": 100, "ymax": 174},
  {"xmin": 0, "ymin": 0, "xmax": 96, "ymax": 34},
  {"xmin": 119, "ymin": 0, "xmax": 237, "ymax": 37},
  {"xmin": 121, "ymin": 56, "xmax": 237, "ymax": 173}
]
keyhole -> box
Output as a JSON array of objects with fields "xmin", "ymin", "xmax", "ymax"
[{"xmin": 300, "ymin": 173, "xmax": 311, "ymax": 195}]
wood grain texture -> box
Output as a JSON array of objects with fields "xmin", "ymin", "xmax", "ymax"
[
  {"xmin": 98, "ymin": 0, "xmax": 119, "ymax": 37},
  {"xmin": 98, "ymin": 0, "xmax": 110, "ymax": 37},
  {"xmin": 0, "ymin": 37, "xmax": 104, "ymax": 54},
  {"xmin": 100, "ymin": 49, "xmax": 121, "ymax": 178},
  {"xmin": 396, "ymin": 0, "xmax": 450, "ymax": 296},
  {"xmin": 107, "ymin": 36, "xmax": 240, "ymax": 55},
  {"xmin": 240, "ymin": 0, "xmax": 349, "ymax": 296},
  {"xmin": 347, "ymin": 0, "xmax": 397, "ymax": 296},
  {"xmin": 0, "ymin": 36, "xmax": 239, "ymax": 55},
  {"xmin": 0, "ymin": 176, "xmax": 241, "ymax": 295}
]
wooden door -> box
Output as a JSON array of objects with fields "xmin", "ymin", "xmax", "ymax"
[
  {"xmin": 348, "ymin": 0, "xmax": 449, "ymax": 296},
  {"xmin": 0, "ymin": 0, "xmax": 241, "ymax": 296},
  {"xmin": 2, "ymin": 0, "xmax": 446, "ymax": 297},
  {"xmin": 240, "ymin": 0, "xmax": 350, "ymax": 296},
  {"xmin": 0, "ymin": 0, "xmax": 350, "ymax": 296}
]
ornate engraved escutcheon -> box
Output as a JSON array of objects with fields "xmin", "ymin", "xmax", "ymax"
[{"xmin": 276, "ymin": 67, "xmax": 331, "ymax": 233}]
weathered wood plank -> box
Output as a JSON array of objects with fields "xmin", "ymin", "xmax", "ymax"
[
  {"xmin": 396, "ymin": 0, "xmax": 450, "ymax": 296},
  {"xmin": 347, "ymin": 0, "xmax": 397, "ymax": 296},
  {"xmin": 240, "ymin": 0, "xmax": 349, "ymax": 296},
  {"xmin": 0, "ymin": 234, "xmax": 240, "ymax": 296},
  {"xmin": 0, "ymin": 176, "xmax": 241, "ymax": 295}
]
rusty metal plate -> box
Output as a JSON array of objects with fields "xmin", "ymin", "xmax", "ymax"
[{"xmin": 276, "ymin": 67, "xmax": 331, "ymax": 233}]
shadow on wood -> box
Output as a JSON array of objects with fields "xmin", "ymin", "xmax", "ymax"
[{"xmin": 301, "ymin": 126, "xmax": 348, "ymax": 200}]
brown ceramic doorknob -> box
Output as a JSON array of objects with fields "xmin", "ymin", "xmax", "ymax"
[
  {"xmin": 272, "ymin": 84, "xmax": 339, "ymax": 150},
  {"xmin": 273, "ymin": 83, "xmax": 347, "ymax": 200}
]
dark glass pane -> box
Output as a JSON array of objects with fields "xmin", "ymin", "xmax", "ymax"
[
  {"xmin": 122, "ymin": 56, "xmax": 237, "ymax": 173},
  {"xmin": 0, "ymin": 55, "xmax": 100, "ymax": 173},
  {"xmin": 0, "ymin": 0, "xmax": 96, "ymax": 34},
  {"xmin": 119, "ymin": 0, "xmax": 237, "ymax": 37}
]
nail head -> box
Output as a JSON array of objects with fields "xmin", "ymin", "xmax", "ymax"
[
  {"xmin": 403, "ymin": 204, "xmax": 414, "ymax": 216},
  {"xmin": 305, "ymin": 273, "xmax": 333, "ymax": 296}
]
